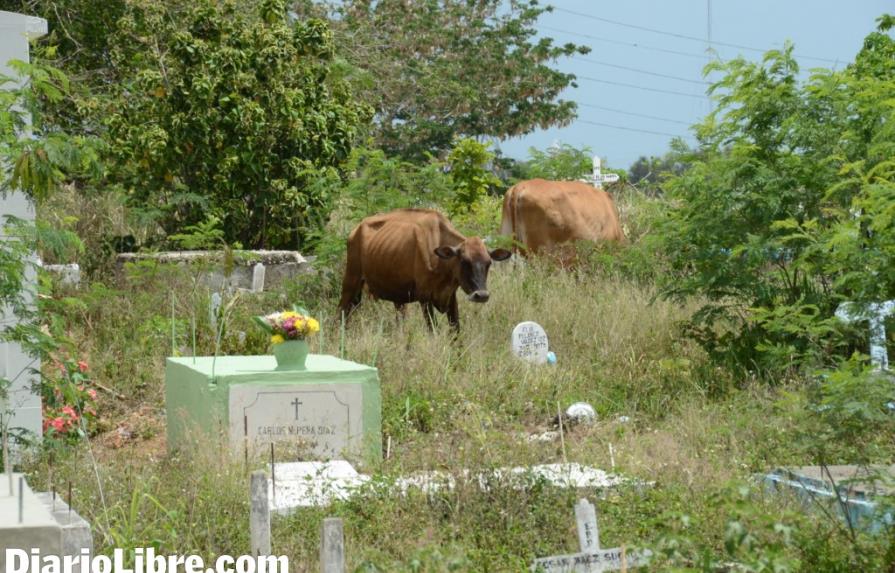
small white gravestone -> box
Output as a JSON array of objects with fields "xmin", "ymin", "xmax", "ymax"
[
  {"xmin": 531, "ymin": 498, "xmax": 652, "ymax": 573},
  {"xmin": 512, "ymin": 321, "xmax": 549, "ymax": 364},
  {"xmin": 835, "ymin": 300, "xmax": 895, "ymax": 371},
  {"xmin": 251, "ymin": 262, "xmax": 266, "ymax": 293},
  {"xmin": 591, "ymin": 157, "xmax": 619, "ymax": 189},
  {"xmin": 209, "ymin": 291, "xmax": 222, "ymax": 331}
]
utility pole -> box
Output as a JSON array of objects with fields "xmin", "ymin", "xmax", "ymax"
[{"xmin": 706, "ymin": 0, "xmax": 713, "ymax": 112}]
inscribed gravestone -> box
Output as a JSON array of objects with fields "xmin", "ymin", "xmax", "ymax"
[
  {"xmin": 531, "ymin": 498, "xmax": 652, "ymax": 573},
  {"xmin": 512, "ymin": 321, "xmax": 549, "ymax": 364},
  {"xmin": 230, "ymin": 385, "xmax": 363, "ymax": 459}
]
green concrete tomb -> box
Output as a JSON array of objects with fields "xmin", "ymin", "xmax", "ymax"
[{"xmin": 165, "ymin": 355, "xmax": 381, "ymax": 464}]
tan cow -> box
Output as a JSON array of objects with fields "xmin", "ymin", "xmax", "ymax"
[
  {"xmin": 500, "ymin": 179, "xmax": 625, "ymax": 260},
  {"xmin": 338, "ymin": 208, "xmax": 511, "ymax": 330}
]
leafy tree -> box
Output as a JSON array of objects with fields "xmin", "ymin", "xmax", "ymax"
[
  {"xmin": 97, "ymin": 0, "xmax": 371, "ymax": 249},
  {"xmin": 518, "ymin": 143, "xmax": 593, "ymax": 181},
  {"xmin": 325, "ymin": 0, "xmax": 589, "ymax": 160},
  {"xmin": 1, "ymin": 58, "xmax": 98, "ymax": 202},
  {"xmin": 627, "ymin": 148, "xmax": 689, "ymax": 194},
  {"xmin": 446, "ymin": 138, "xmax": 501, "ymax": 214},
  {"xmin": 658, "ymin": 16, "xmax": 895, "ymax": 377}
]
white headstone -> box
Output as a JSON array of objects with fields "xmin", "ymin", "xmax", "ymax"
[
  {"xmin": 209, "ymin": 292, "xmax": 222, "ymax": 331},
  {"xmin": 229, "ymin": 384, "xmax": 365, "ymax": 460},
  {"xmin": 251, "ymin": 263, "xmax": 266, "ymax": 293},
  {"xmin": 0, "ymin": 10, "xmax": 49, "ymax": 453},
  {"xmin": 575, "ymin": 498, "xmax": 600, "ymax": 552},
  {"xmin": 835, "ymin": 300, "xmax": 895, "ymax": 371},
  {"xmin": 512, "ymin": 321, "xmax": 549, "ymax": 364}
]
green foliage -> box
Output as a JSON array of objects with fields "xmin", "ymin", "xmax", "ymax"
[
  {"xmin": 520, "ymin": 143, "xmax": 593, "ymax": 181},
  {"xmin": 306, "ymin": 146, "xmax": 452, "ymax": 279},
  {"xmin": 789, "ymin": 356, "xmax": 895, "ymax": 465},
  {"xmin": 327, "ymin": 0, "xmax": 589, "ymax": 159},
  {"xmin": 657, "ymin": 18, "xmax": 895, "ymax": 377},
  {"xmin": 98, "ymin": 0, "xmax": 371, "ymax": 249},
  {"xmin": 446, "ymin": 138, "xmax": 501, "ymax": 215},
  {"xmin": 627, "ymin": 148, "xmax": 690, "ymax": 194},
  {"xmin": 0, "ymin": 58, "xmax": 99, "ymax": 201},
  {"xmin": 167, "ymin": 215, "xmax": 230, "ymax": 251}
]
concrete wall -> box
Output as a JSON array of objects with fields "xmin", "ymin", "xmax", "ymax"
[{"xmin": 0, "ymin": 10, "xmax": 48, "ymax": 447}]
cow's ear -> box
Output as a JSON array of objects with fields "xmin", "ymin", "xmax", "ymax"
[
  {"xmin": 434, "ymin": 245, "xmax": 459, "ymax": 259},
  {"xmin": 489, "ymin": 248, "xmax": 512, "ymax": 261}
]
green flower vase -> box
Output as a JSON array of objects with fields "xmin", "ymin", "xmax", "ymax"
[{"xmin": 273, "ymin": 339, "xmax": 309, "ymax": 371}]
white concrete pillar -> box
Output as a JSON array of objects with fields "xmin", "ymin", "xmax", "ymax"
[{"xmin": 0, "ymin": 10, "xmax": 49, "ymax": 451}]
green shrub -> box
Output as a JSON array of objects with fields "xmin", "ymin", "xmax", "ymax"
[{"xmin": 657, "ymin": 18, "xmax": 895, "ymax": 378}]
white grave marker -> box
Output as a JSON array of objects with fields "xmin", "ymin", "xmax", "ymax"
[
  {"xmin": 591, "ymin": 157, "xmax": 619, "ymax": 189},
  {"xmin": 835, "ymin": 300, "xmax": 895, "ymax": 371},
  {"xmin": 512, "ymin": 321, "xmax": 549, "ymax": 364},
  {"xmin": 209, "ymin": 291, "xmax": 222, "ymax": 331},
  {"xmin": 251, "ymin": 263, "xmax": 266, "ymax": 293},
  {"xmin": 531, "ymin": 498, "xmax": 652, "ymax": 573}
]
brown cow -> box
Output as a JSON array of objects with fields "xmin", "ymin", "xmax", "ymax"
[
  {"xmin": 338, "ymin": 208, "xmax": 511, "ymax": 330},
  {"xmin": 500, "ymin": 179, "xmax": 625, "ymax": 259}
]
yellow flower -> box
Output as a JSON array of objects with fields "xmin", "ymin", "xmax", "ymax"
[
  {"xmin": 271, "ymin": 334, "xmax": 285, "ymax": 344},
  {"xmin": 281, "ymin": 311, "xmax": 299, "ymax": 318},
  {"xmin": 307, "ymin": 318, "xmax": 320, "ymax": 334}
]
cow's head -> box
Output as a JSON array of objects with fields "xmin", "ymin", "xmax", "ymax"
[{"xmin": 434, "ymin": 237, "xmax": 511, "ymax": 303}]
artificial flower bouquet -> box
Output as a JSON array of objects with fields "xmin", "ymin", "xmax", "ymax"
[{"xmin": 253, "ymin": 305, "xmax": 320, "ymax": 345}]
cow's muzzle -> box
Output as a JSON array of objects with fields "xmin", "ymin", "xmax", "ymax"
[{"xmin": 469, "ymin": 290, "xmax": 490, "ymax": 303}]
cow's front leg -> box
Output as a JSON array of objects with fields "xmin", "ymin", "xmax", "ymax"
[
  {"xmin": 447, "ymin": 293, "xmax": 460, "ymax": 331},
  {"xmin": 420, "ymin": 302, "xmax": 437, "ymax": 332}
]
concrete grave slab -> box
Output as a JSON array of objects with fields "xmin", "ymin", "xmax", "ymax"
[
  {"xmin": 763, "ymin": 465, "xmax": 895, "ymax": 532},
  {"xmin": 266, "ymin": 461, "xmax": 635, "ymax": 512},
  {"xmin": 165, "ymin": 355, "xmax": 381, "ymax": 465},
  {"xmin": 0, "ymin": 473, "xmax": 93, "ymax": 573}
]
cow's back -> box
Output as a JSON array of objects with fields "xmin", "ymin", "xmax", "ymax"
[
  {"xmin": 502, "ymin": 179, "xmax": 624, "ymax": 252},
  {"xmin": 349, "ymin": 209, "xmax": 463, "ymax": 303}
]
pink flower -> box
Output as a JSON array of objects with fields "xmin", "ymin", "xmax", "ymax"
[
  {"xmin": 88, "ymin": 389, "xmax": 97, "ymax": 400},
  {"xmin": 61, "ymin": 405, "xmax": 78, "ymax": 419},
  {"xmin": 51, "ymin": 417, "xmax": 65, "ymax": 432},
  {"xmin": 77, "ymin": 361, "xmax": 88, "ymax": 373}
]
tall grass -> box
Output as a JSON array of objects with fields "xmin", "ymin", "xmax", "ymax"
[{"xmin": 24, "ymin": 251, "xmax": 889, "ymax": 571}]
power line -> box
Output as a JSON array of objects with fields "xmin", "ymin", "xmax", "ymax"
[
  {"xmin": 576, "ymin": 75, "xmax": 706, "ymax": 99},
  {"xmin": 577, "ymin": 119, "xmax": 684, "ymax": 138},
  {"xmin": 553, "ymin": 6, "xmax": 841, "ymax": 64},
  {"xmin": 577, "ymin": 103, "xmax": 692, "ymax": 125},
  {"xmin": 573, "ymin": 55, "xmax": 710, "ymax": 85},
  {"xmin": 542, "ymin": 24, "xmax": 716, "ymax": 62}
]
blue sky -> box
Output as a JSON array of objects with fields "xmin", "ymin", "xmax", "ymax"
[{"xmin": 495, "ymin": 0, "xmax": 892, "ymax": 169}]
